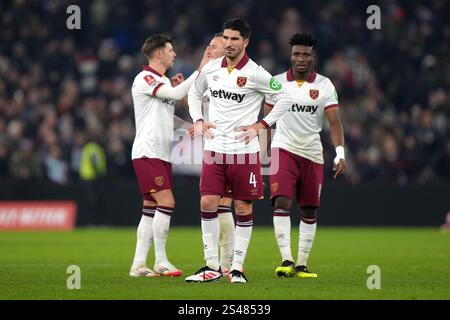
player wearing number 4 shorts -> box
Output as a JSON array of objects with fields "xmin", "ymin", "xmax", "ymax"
[
  {"xmin": 188, "ymin": 33, "xmax": 236, "ymax": 275},
  {"xmin": 185, "ymin": 18, "xmax": 292, "ymax": 283},
  {"xmin": 265, "ymin": 33, "xmax": 346, "ymax": 279}
]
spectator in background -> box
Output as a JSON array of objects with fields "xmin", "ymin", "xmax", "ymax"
[
  {"xmin": 9, "ymin": 139, "xmax": 43, "ymax": 179},
  {"xmin": 0, "ymin": 1, "xmax": 447, "ymax": 186},
  {"xmin": 44, "ymin": 143, "xmax": 69, "ymax": 185},
  {"xmin": 79, "ymin": 132, "xmax": 107, "ymax": 225}
]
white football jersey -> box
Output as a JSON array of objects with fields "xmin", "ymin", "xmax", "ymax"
[
  {"xmin": 189, "ymin": 54, "xmax": 282, "ymax": 154},
  {"xmin": 131, "ymin": 66, "xmax": 176, "ymax": 162},
  {"xmin": 202, "ymin": 91, "xmax": 212, "ymax": 122},
  {"xmin": 266, "ymin": 69, "xmax": 339, "ymax": 164}
]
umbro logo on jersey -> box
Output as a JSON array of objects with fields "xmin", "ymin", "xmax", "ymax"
[
  {"xmin": 290, "ymin": 104, "xmax": 318, "ymax": 114},
  {"xmin": 210, "ymin": 89, "xmax": 245, "ymax": 103}
]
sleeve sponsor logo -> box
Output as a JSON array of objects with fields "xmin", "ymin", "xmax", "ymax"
[
  {"xmin": 143, "ymin": 75, "xmax": 156, "ymax": 86},
  {"xmin": 333, "ymin": 89, "xmax": 339, "ymax": 103},
  {"xmin": 269, "ymin": 77, "xmax": 282, "ymax": 91}
]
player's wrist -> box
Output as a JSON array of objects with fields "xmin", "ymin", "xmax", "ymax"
[
  {"xmin": 334, "ymin": 146, "xmax": 345, "ymax": 164},
  {"xmin": 259, "ymin": 120, "xmax": 270, "ymax": 129}
]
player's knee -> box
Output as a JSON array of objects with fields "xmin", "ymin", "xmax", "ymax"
[
  {"xmin": 301, "ymin": 206, "xmax": 318, "ymax": 219},
  {"xmin": 273, "ymin": 196, "xmax": 292, "ymax": 211},
  {"xmin": 158, "ymin": 199, "xmax": 175, "ymax": 208},
  {"xmin": 234, "ymin": 200, "xmax": 252, "ymax": 215},
  {"xmin": 219, "ymin": 197, "xmax": 233, "ymax": 208},
  {"xmin": 143, "ymin": 199, "xmax": 157, "ymax": 207},
  {"xmin": 201, "ymin": 196, "xmax": 219, "ymax": 211},
  {"xmin": 157, "ymin": 194, "xmax": 175, "ymax": 208}
]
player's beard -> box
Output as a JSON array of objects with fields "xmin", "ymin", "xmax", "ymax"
[
  {"xmin": 164, "ymin": 58, "xmax": 175, "ymax": 70},
  {"xmin": 225, "ymin": 46, "xmax": 242, "ymax": 60},
  {"xmin": 295, "ymin": 62, "xmax": 312, "ymax": 76}
]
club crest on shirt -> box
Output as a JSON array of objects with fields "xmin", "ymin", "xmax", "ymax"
[
  {"xmin": 155, "ymin": 176, "xmax": 164, "ymax": 186},
  {"xmin": 237, "ymin": 76, "xmax": 247, "ymax": 87},
  {"xmin": 271, "ymin": 183, "xmax": 279, "ymax": 192},
  {"xmin": 310, "ymin": 89, "xmax": 319, "ymax": 100}
]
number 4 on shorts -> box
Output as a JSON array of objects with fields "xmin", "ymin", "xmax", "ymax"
[{"xmin": 249, "ymin": 172, "xmax": 257, "ymax": 188}]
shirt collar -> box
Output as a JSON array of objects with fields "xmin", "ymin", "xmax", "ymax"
[
  {"xmin": 286, "ymin": 68, "xmax": 317, "ymax": 83},
  {"xmin": 143, "ymin": 65, "xmax": 163, "ymax": 77},
  {"xmin": 221, "ymin": 53, "xmax": 250, "ymax": 70}
]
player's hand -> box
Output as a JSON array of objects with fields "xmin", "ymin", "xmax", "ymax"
[
  {"xmin": 193, "ymin": 120, "xmax": 216, "ymax": 139},
  {"xmin": 188, "ymin": 126, "xmax": 195, "ymax": 139},
  {"xmin": 171, "ymin": 73, "xmax": 185, "ymax": 87},
  {"xmin": 198, "ymin": 47, "xmax": 212, "ymax": 71},
  {"xmin": 235, "ymin": 122, "xmax": 264, "ymax": 144},
  {"xmin": 332, "ymin": 158, "xmax": 346, "ymax": 179}
]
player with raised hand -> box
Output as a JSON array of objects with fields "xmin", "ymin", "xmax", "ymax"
[
  {"xmin": 129, "ymin": 34, "xmax": 209, "ymax": 278},
  {"xmin": 265, "ymin": 33, "xmax": 346, "ymax": 279}
]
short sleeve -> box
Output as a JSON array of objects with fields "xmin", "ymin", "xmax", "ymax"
[
  {"xmin": 324, "ymin": 80, "xmax": 339, "ymax": 111},
  {"xmin": 141, "ymin": 74, "xmax": 165, "ymax": 96},
  {"xmin": 252, "ymin": 66, "xmax": 283, "ymax": 95}
]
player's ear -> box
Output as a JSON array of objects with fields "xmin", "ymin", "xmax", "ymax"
[
  {"xmin": 155, "ymin": 48, "xmax": 162, "ymax": 59},
  {"xmin": 243, "ymin": 38, "xmax": 249, "ymax": 49}
]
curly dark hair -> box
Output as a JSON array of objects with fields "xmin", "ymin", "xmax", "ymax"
[{"xmin": 288, "ymin": 33, "xmax": 318, "ymax": 48}]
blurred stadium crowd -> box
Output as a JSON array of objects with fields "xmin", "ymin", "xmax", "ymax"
[{"xmin": 0, "ymin": 0, "xmax": 448, "ymax": 186}]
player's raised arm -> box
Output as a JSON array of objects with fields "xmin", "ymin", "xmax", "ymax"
[
  {"xmin": 152, "ymin": 71, "xmax": 199, "ymax": 100},
  {"xmin": 155, "ymin": 48, "xmax": 211, "ymax": 101}
]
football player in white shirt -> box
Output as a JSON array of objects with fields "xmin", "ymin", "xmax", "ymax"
[
  {"xmin": 129, "ymin": 34, "xmax": 209, "ymax": 278},
  {"xmin": 202, "ymin": 33, "xmax": 236, "ymax": 275},
  {"xmin": 265, "ymin": 33, "xmax": 346, "ymax": 279},
  {"xmin": 186, "ymin": 33, "xmax": 236, "ymax": 274},
  {"xmin": 185, "ymin": 18, "xmax": 291, "ymax": 283}
]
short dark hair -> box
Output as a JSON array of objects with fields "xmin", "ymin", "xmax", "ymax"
[
  {"xmin": 141, "ymin": 34, "xmax": 172, "ymax": 59},
  {"xmin": 289, "ymin": 33, "xmax": 318, "ymax": 48},
  {"xmin": 213, "ymin": 32, "xmax": 223, "ymax": 38},
  {"xmin": 223, "ymin": 18, "xmax": 251, "ymax": 39}
]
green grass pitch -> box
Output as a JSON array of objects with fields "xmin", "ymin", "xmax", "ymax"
[{"xmin": 1, "ymin": 227, "xmax": 449, "ymax": 300}]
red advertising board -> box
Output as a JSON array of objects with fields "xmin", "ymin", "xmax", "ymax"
[{"xmin": 0, "ymin": 201, "xmax": 77, "ymax": 230}]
